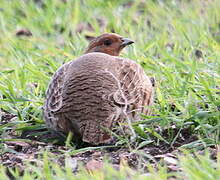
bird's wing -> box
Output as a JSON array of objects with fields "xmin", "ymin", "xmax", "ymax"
[
  {"xmin": 113, "ymin": 58, "xmax": 154, "ymax": 116},
  {"xmin": 44, "ymin": 62, "xmax": 71, "ymax": 114}
]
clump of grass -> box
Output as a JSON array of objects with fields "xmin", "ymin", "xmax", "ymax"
[{"xmin": 1, "ymin": 150, "xmax": 219, "ymax": 180}]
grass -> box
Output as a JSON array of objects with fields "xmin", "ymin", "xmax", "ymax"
[
  {"xmin": 0, "ymin": 0, "xmax": 220, "ymax": 179},
  {"xmin": 0, "ymin": 151, "xmax": 219, "ymax": 180}
]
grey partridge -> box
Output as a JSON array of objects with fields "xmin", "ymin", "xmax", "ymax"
[{"xmin": 43, "ymin": 33, "xmax": 154, "ymax": 145}]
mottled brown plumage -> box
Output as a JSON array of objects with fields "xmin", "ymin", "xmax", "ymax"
[{"xmin": 44, "ymin": 33, "xmax": 153, "ymax": 145}]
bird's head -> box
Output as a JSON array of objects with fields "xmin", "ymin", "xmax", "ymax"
[{"xmin": 84, "ymin": 33, "xmax": 134, "ymax": 56}]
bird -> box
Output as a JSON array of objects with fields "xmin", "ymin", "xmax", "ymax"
[{"xmin": 43, "ymin": 33, "xmax": 154, "ymax": 145}]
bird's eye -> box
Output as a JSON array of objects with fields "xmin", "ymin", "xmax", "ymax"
[{"xmin": 103, "ymin": 39, "xmax": 112, "ymax": 46}]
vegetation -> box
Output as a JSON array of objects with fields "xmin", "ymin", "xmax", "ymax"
[{"xmin": 0, "ymin": 0, "xmax": 219, "ymax": 179}]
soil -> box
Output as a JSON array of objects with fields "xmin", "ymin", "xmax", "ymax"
[{"xmin": 0, "ymin": 110, "xmax": 218, "ymax": 178}]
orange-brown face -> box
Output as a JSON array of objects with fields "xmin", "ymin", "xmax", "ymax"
[{"xmin": 84, "ymin": 33, "xmax": 134, "ymax": 56}]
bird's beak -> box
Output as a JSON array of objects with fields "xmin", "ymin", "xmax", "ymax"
[{"xmin": 121, "ymin": 38, "xmax": 134, "ymax": 47}]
